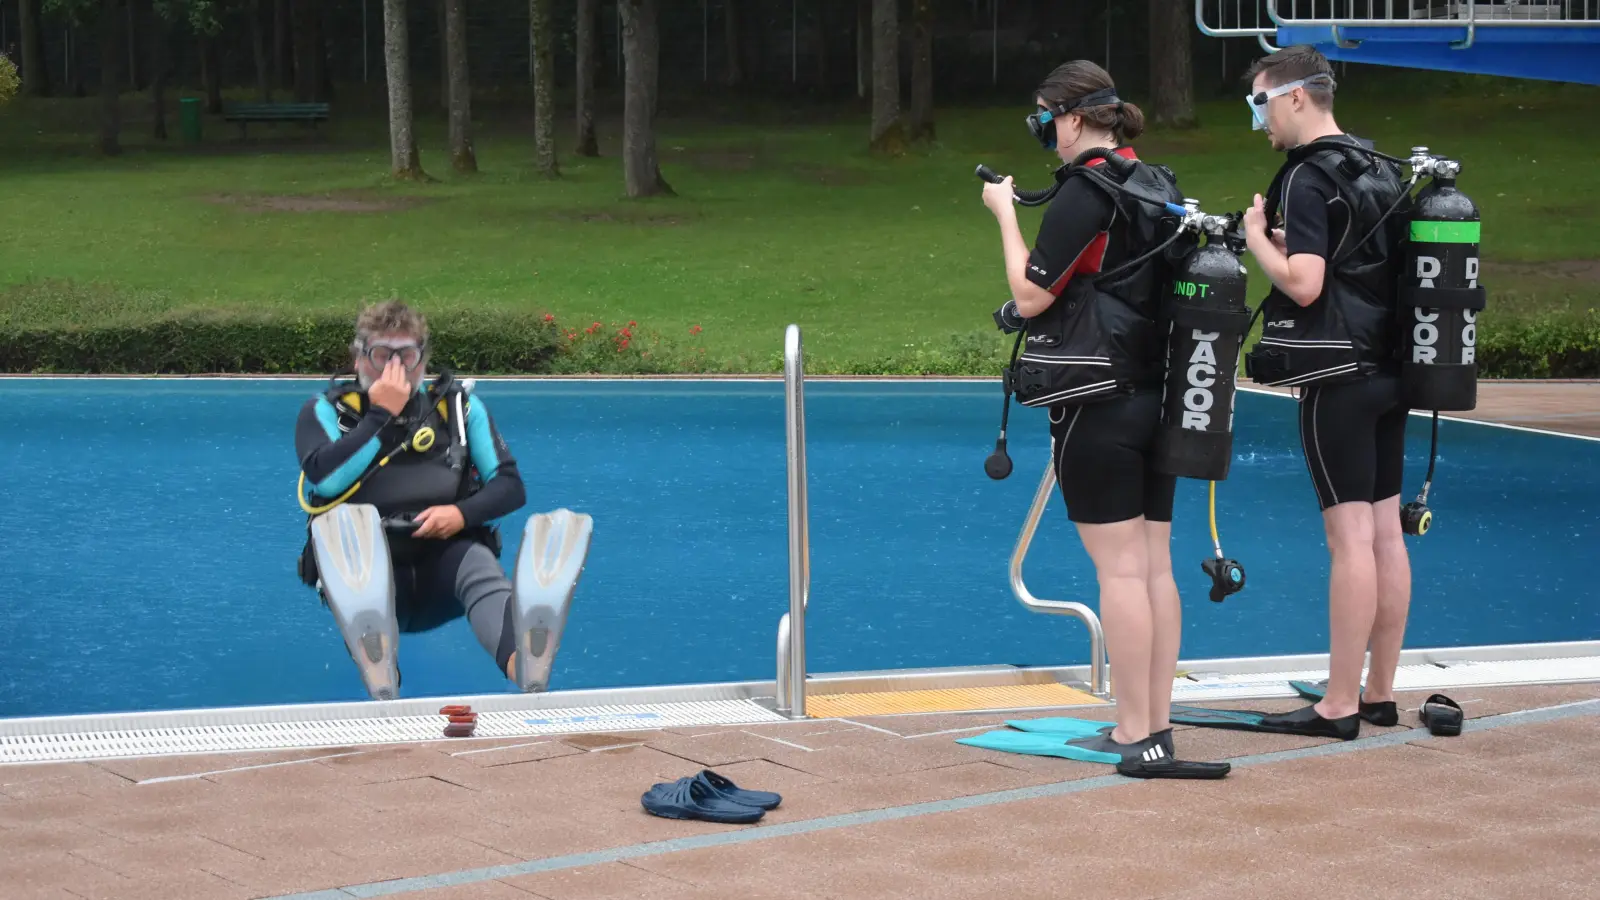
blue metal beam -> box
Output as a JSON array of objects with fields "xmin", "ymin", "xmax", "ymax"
[{"xmin": 1273, "ymin": 25, "xmax": 1600, "ymax": 87}]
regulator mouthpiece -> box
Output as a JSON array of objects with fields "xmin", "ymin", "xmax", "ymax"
[
  {"xmin": 984, "ymin": 439, "xmax": 1013, "ymax": 480},
  {"xmin": 1201, "ymin": 557, "xmax": 1246, "ymax": 603}
]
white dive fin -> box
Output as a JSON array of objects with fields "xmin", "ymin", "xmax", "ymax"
[
  {"xmin": 309, "ymin": 503, "xmax": 401, "ymax": 701},
  {"xmin": 511, "ymin": 508, "xmax": 593, "ymax": 693}
]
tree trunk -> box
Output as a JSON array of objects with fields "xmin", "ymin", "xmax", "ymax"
[
  {"xmin": 814, "ymin": 0, "xmax": 830, "ymax": 93},
  {"xmin": 384, "ymin": 0, "xmax": 426, "ymax": 179},
  {"xmin": 201, "ymin": 34, "xmax": 222, "ymax": 113},
  {"xmin": 20, "ymin": 0, "xmax": 49, "ymax": 96},
  {"xmin": 721, "ymin": 0, "xmax": 740, "ymax": 87},
  {"xmin": 854, "ymin": 0, "xmax": 868, "ymax": 100},
  {"xmin": 149, "ymin": 5, "xmax": 168, "ymax": 139},
  {"xmin": 445, "ymin": 0, "xmax": 476, "ymax": 172},
  {"xmin": 252, "ymin": 0, "xmax": 272, "ymax": 100},
  {"xmin": 292, "ymin": 0, "xmax": 317, "ymax": 101},
  {"xmin": 1148, "ymin": 0, "xmax": 1196, "ymax": 128},
  {"xmin": 531, "ymin": 0, "xmax": 558, "ymax": 177},
  {"xmin": 574, "ymin": 0, "xmax": 599, "ymax": 156},
  {"xmin": 125, "ymin": 0, "xmax": 139, "ymax": 91},
  {"xmin": 98, "ymin": 0, "xmax": 122, "ymax": 156},
  {"xmin": 867, "ymin": 0, "xmax": 901, "ymax": 154},
  {"xmin": 907, "ymin": 0, "xmax": 933, "ymax": 141},
  {"xmin": 619, "ymin": 0, "xmax": 671, "ymax": 198},
  {"xmin": 274, "ymin": 0, "xmax": 290, "ymax": 92},
  {"xmin": 437, "ymin": 0, "xmax": 449, "ymax": 112}
]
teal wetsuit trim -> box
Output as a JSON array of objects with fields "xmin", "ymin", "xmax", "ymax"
[
  {"xmin": 311, "ymin": 396, "xmax": 381, "ymax": 497},
  {"xmin": 466, "ymin": 397, "xmax": 499, "ymax": 483}
]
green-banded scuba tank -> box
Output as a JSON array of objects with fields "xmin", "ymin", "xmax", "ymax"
[{"xmin": 1398, "ymin": 147, "xmax": 1483, "ymax": 414}]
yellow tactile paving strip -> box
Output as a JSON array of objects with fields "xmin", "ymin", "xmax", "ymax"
[{"xmin": 805, "ymin": 682, "xmax": 1105, "ymax": 717}]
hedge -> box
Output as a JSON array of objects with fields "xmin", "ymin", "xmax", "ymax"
[
  {"xmin": 0, "ymin": 306, "xmax": 726, "ymax": 375},
  {"xmin": 0, "ymin": 299, "xmax": 1595, "ymax": 378}
]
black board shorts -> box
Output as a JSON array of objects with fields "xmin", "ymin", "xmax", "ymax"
[
  {"xmin": 1048, "ymin": 387, "xmax": 1176, "ymax": 525},
  {"xmin": 1297, "ymin": 373, "xmax": 1410, "ymax": 511}
]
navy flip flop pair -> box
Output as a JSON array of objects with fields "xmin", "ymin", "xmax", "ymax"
[{"xmin": 641, "ymin": 769, "xmax": 783, "ymax": 824}]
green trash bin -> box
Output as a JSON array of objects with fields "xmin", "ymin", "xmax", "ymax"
[{"xmin": 179, "ymin": 97, "xmax": 202, "ymax": 143}]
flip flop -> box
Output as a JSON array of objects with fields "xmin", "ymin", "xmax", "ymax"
[
  {"xmin": 694, "ymin": 770, "xmax": 782, "ymax": 810},
  {"xmin": 641, "ymin": 776, "xmax": 766, "ymax": 824},
  {"xmin": 1419, "ymin": 694, "xmax": 1464, "ymax": 737}
]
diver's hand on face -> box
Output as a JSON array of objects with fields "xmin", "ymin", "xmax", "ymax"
[
  {"xmin": 1243, "ymin": 194, "xmax": 1269, "ymax": 238},
  {"xmin": 982, "ymin": 177, "xmax": 1017, "ymax": 218},
  {"xmin": 370, "ymin": 358, "xmax": 411, "ymax": 416},
  {"xmin": 413, "ymin": 504, "xmax": 465, "ymax": 539}
]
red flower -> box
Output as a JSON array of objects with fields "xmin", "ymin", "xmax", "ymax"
[
  {"xmin": 690, "ymin": 325, "xmax": 703, "ymax": 336},
  {"xmin": 628, "ymin": 320, "xmax": 638, "ymax": 327},
  {"xmin": 543, "ymin": 313, "xmax": 555, "ymax": 322}
]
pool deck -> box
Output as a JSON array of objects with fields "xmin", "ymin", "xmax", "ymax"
[
  {"xmin": 2, "ymin": 378, "xmax": 1596, "ymax": 900},
  {"xmin": 2, "ymin": 683, "xmax": 1597, "ymax": 900}
]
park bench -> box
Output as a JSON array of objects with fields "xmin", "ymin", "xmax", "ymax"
[{"xmin": 221, "ymin": 102, "xmax": 331, "ymax": 139}]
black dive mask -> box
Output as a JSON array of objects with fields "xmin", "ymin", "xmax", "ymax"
[{"xmin": 1027, "ymin": 88, "xmax": 1121, "ymax": 151}]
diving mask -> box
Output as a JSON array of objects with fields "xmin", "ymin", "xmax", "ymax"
[
  {"xmin": 1027, "ymin": 87, "xmax": 1121, "ymax": 150},
  {"xmin": 1246, "ymin": 75, "xmax": 1334, "ymax": 131},
  {"xmin": 363, "ymin": 340, "xmax": 426, "ymax": 370}
]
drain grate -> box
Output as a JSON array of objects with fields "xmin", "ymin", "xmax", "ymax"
[{"xmin": 0, "ymin": 700, "xmax": 786, "ymax": 765}]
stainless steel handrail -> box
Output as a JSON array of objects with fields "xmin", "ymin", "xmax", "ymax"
[
  {"xmin": 1267, "ymin": 0, "xmax": 1598, "ymax": 27},
  {"xmin": 775, "ymin": 324, "xmax": 810, "ymax": 718},
  {"xmin": 1010, "ymin": 449, "xmax": 1109, "ymax": 698}
]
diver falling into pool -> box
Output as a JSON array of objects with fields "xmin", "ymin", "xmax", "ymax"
[{"xmin": 294, "ymin": 300, "xmax": 592, "ymax": 701}]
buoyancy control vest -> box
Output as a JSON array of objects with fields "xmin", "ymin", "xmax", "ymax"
[
  {"xmin": 297, "ymin": 372, "xmax": 500, "ymax": 586},
  {"xmin": 1005, "ymin": 155, "xmax": 1188, "ymax": 408},
  {"xmin": 1244, "ymin": 136, "xmax": 1411, "ymax": 389}
]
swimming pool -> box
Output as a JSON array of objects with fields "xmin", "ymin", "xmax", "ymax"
[{"xmin": 2, "ymin": 378, "xmax": 1596, "ymax": 720}]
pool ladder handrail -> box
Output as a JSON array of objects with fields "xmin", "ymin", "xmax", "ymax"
[
  {"xmin": 1010, "ymin": 450, "xmax": 1110, "ymax": 699},
  {"xmin": 776, "ymin": 324, "xmax": 810, "ymax": 718}
]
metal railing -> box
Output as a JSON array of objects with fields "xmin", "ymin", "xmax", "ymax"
[
  {"xmin": 775, "ymin": 324, "xmax": 810, "ymax": 718},
  {"xmin": 1196, "ymin": 0, "xmax": 1600, "ymax": 53},
  {"xmin": 1009, "ymin": 450, "xmax": 1110, "ymax": 698}
]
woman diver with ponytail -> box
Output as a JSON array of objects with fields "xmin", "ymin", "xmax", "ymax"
[{"xmin": 979, "ymin": 61, "xmax": 1225, "ymax": 777}]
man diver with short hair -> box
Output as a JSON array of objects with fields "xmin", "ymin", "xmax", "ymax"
[
  {"xmin": 1241, "ymin": 45, "xmax": 1411, "ymax": 738},
  {"xmin": 295, "ymin": 300, "xmax": 531, "ymax": 686}
]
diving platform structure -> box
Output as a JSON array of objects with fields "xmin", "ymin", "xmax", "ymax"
[{"xmin": 1197, "ymin": 0, "xmax": 1600, "ymax": 85}]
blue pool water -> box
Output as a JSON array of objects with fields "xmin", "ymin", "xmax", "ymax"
[{"xmin": 2, "ymin": 379, "xmax": 1597, "ymax": 719}]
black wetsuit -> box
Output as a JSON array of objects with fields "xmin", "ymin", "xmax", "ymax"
[
  {"xmin": 1027, "ymin": 147, "xmax": 1176, "ymax": 525},
  {"xmin": 295, "ymin": 382, "xmax": 527, "ymax": 669},
  {"xmin": 1270, "ymin": 135, "xmax": 1409, "ymax": 510}
]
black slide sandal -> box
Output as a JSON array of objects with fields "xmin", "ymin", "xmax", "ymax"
[{"xmin": 1419, "ymin": 694, "xmax": 1464, "ymax": 736}]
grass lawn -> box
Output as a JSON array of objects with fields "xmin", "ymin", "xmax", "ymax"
[{"xmin": 2, "ymin": 80, "xmax": 1597, "ymax": 374}]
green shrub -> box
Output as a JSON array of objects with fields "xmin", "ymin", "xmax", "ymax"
[
  {"xmin": 0, "ymin": 305, "xmax": 569, "ymax": 375},
  {"xmin": 0, "ymin": 56, "xmax": 18, "ymax": 106},
  {"xmin": 1478, "ymin": 309, "xmax": 1600, "ymax": 378}
]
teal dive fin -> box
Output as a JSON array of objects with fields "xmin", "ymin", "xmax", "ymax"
[
  {"xmin": 1169, "ymin": 705, "xmax": 1269, "ymax": 729},
  {"xmin": 1289, "ymin": 679, "xmax": 1327, "ymax": 702},
  {"xmin": 309, "ymin": 503, "xmax": 401, "ymax": 701},
  {"xmin": 511, "ymin": 508, "xmax": 593, "ymax": 693},
  {"xmin": 957, "ymin": 730, "xmax": 1123, "ymax": 764},
  {"xmin": 1003, "ymin": 717, "xmax": 1115, "ymax": 737}
]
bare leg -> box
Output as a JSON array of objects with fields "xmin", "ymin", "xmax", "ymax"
[
  {"xmin": 1318, "ymin": 502, "xmax": 1378, "ymax": 719},
  {"xmin": 1143, "ymin": 520, "xmax": 1180, "ymax": 735},
  {"xmin": 1364, "ymin": 495, "xmax": 1411, "ymax": 703},
  {"xmin": 1077, "ymin": 517, "xmax": 1154, "ymax": 744}
]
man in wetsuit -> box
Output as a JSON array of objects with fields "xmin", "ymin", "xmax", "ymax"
[
  {"xmin": 296, "ymin": 300, "xmax": 528, "ymax": 681},
  {"xmin": 1241, "ymin": 46, "xmax": 1410, "ymax": 738}
]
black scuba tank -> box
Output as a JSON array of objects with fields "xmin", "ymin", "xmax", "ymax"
[
  {"xmin": 1398, "ymin": 148, "xmax": 1483, "ymax": 412},
  {"xmin": 1154, "ymin": 203, "xmax": 1253, "ymax": 482}
]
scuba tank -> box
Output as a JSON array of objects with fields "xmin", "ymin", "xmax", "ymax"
[
  {"xmin": 1398, "ymin": 147, "xmax": 1483, "ymax": 413},
  {"xmin": 1155, "ymin": 200, "xmax": 1253, "ymax": 484}
]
